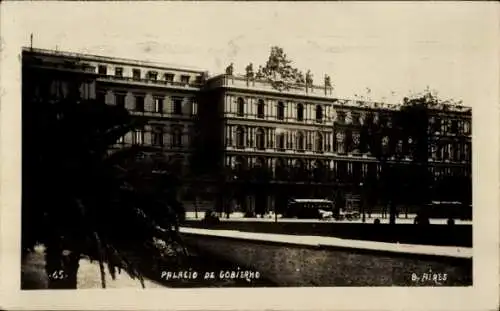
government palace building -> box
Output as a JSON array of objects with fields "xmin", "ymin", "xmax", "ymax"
[{"xmin": 22, "ymin": 47, "xmax": 472, "ymax": 217}]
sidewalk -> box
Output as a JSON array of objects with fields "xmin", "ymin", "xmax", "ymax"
[{"xmin": 179, "ymin": 227, "xmax": 473, "ymax": 259}]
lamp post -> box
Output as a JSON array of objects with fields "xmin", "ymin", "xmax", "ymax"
[
  {"xmin": 360, "ymin": 181, "xmax": 366, "ymax": 223},
  {"xmin": 274, "ymin": 201, "xmax": 278, "ymax": 223}
]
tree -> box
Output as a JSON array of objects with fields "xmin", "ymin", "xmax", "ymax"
[
  {"xmin": 22, "ymin": 97, "xmax": 186, "ymax": 289},
  {"xmin": 360, "ymin": 90, "xmax": 465, "ymax": 224}
]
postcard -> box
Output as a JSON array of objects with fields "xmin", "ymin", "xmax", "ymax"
[{"xmin": 1, "ymin": 2, "xmax": 499, "ymax": 311}]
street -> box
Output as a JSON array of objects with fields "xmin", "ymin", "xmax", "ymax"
[{"xmin": 185, "ymin": 212, "xmax": 472, "ymax": 225}]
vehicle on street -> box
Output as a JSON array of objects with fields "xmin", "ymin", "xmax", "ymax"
[{"xmin": 284, "ymin": 199, "xmax": 335, "ymax": 219}]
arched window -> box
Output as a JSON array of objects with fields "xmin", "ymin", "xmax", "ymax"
[
  {"xmin": 237, "ymin": 97, "xmax": 245, "ymax": 117},
  {"xmin": 315, "ymin": 132, "xmax": 323, "ymax": 152},
  {"xmin": 315, "ymin": 105, "xmax": 323, "ymax": 122},
  {"xmin": 297, "ymin": 104, "xmax": 304, "ymax": 121},
  {"xmin": 257, "ymin": 99, "xmax": 265, "ymax": 119},
  {"xmin": 297, "ymin": 132, "xmax": 305, "ymax": 151},
  {"xmin": 277, "ymin": 133, "xmax": 285, "ymax": 150},
  {"xmin": 277, "ymin": 102, "xmax": 285, "ymax": 120},
  {"xmin": 256, "ymin": 128, "xmax": 265, "ymax": 150},
  {"xmin": 236, "ymin": 126, "xmax": 245, "ymax": 148}
]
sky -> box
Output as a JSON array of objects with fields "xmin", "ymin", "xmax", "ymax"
[{"xmin": 2, "ymin": 2, "xmax": 499, "ymax": 106}]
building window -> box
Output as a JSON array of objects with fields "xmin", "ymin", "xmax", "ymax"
[
  {"xmin": 316, "ymin": 132, "xmax": 323, "ymax": 152},
  {"xmin": 147, "ymin": 71, "xmax": 158, "ymax": 81},
  {"xmin": 433, "ymin": 118, "xmax": 442, "ymax": 133},
  {"xmin": 226, "ymin": 126, "xmax": 233, "ymax": 147},
  {"xmin": 326, "ymin": 134, "xmax": 331, "ymax": 152},
  {"xmin": 286, "ymin": 133, "xmax": 292, "ymax": 149},
  {"xmin": 181, "ymin": 75, "xmax": 190, "ymax": 84},
  {"xmin": 132, "ymin": 69, "xmax": 141, "ymax": 80},
  {"xmin": 152, "ymin": 127, "xmax": 164, "ymax": 146},
  {"xmin": 256, "ymin": 128, "xmax": 265, "ymax": 150},
  {"xmin": 192, "ymin": 101, "xmax": 198, "ymax": 116},
  {"xmin": 132, "ymin": 129, "xmax": 144, "ymax": 145},
  {"xmin": 164, "ymin": 73, "xmax": 174, "ymax": 82},
  {"xmin": 172, "ymin": 127, "xmax": 182, "ymax": 147},
  {"xmin": 98, "ymin": 65, "xmax": 107, "ymax": 75},
  {"xmin": 451, "ymin": 120, "xmax": 458, "ymax": 134},
  {"xmin": 236, "ymin": 126, "xmax": 245, "ymax": 148},
  {"xmin": 135, "ymin": 95, "xmax": 145, "ymax": 112},
  {"xmin": 257, "ymin": 99, "xmax": 265, "ymax": 119},
  {"xmin": 315, "ymin": 105, "xmax": 323, "ymax": 123},
  {"xmin": 464, "ymin": 121, "xmax": 471, "ymax": 135},
  {"xmin": 443, "ymin": 143, "xmax": 450, "ymax": 160},
  {"xmin": 336, "ymin": 132, "xmax": 345, "ymax": 153},
  {"xmin": 115, "ymin": 67, "xmax": 123, "ymax": 77},
  {"xmin": 173, "ymin": 98, "xmax": 183, "ymax": 115},
  {"xmin": 154, "ymin": 97, "xmax": 164, "ymax": 113},
  {"xmin": 115, "ymin": 93, "xmax": 125, "ymax": 108},
  {"xmin": 117, "ymin": 135, "xmax": 124, "ymax": 144},
  {"xmin": 435, "ymin": 145, "xmax": 442, "ymax": 161},
  {"xmin": 297, "ymin": 104, "xmax": 304, "ymax": 121},
  {"xmin": 277, "ymin": 102, "xmax": 285, "ymax": 120},
  {"xmin": 306, "ymin": 133, "xmax": 312, "ymax": 150},
  {"xmin": 453, "ymin": 143, "xmax": 459, "ymax": 161},
  {"xmin": 297, "ymin": 132, "xmax": 305, "ymax": 151},
  {"xmin": 237, "ymin": 98, "xmax": 245, "ymax": 117},
  {"xmin": 277, "ymin": 133, "xmax": 285, "ymax": 150},
  {"xmin": 441, "ymin": 119, "xmax": 448, "ymax": 133}
]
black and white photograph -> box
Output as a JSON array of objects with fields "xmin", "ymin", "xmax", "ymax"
[{"xmin": 1, "ymin": 1, "xmax": 499, "ymax": 311}]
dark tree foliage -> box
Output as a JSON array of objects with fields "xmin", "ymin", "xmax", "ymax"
[
  {"xmin": 22, "ymin": 98, "xmax": 186, "ymax": 289},
  {"xmin": 360, "ymin": 91, "xmax": 462, "ymax": 224}
]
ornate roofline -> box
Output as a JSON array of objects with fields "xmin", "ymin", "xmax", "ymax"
[{"xmin": 206, "ymin": 74, "xmax": 472, "ymax": 114}]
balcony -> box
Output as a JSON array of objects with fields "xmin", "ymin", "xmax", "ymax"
[
  {"xmin": 129, "ymin": 110, "xmax": 197, "ymax": 120},
  {"xmin": 97, "ymin": 74, "xmax": 202, "ymax": 91}
]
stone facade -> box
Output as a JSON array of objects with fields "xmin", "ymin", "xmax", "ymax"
[{"xmin": 22, "ymin": 47, "xmax": 472, "ymax": 215}]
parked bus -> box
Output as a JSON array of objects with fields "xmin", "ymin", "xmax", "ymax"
[
  {"xmin": 284, "ymin": 199, "xmax": 336, "ymax": 219},
  {"xmin": 423, "ymin": 201, "xmax": 472, "ymax": 220}
]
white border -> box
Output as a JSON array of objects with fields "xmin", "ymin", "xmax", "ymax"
[{"xmin": 1, "ymin": 2, "xmax": 499, "ymax": 311}]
